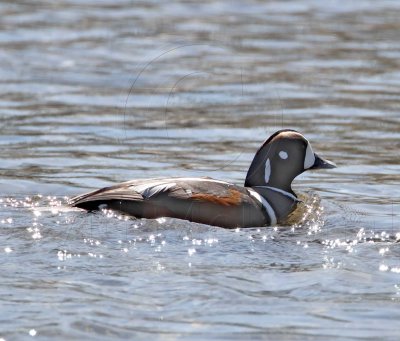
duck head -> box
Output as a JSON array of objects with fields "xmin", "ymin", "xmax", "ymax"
[{"xmin": 245, "ymin": 129, "xmax": 336, "ymax": 193}]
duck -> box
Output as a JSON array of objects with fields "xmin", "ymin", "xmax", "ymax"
[{"xmin": 70, "ymin": 129, "xmax": 336, "ymax": 228}]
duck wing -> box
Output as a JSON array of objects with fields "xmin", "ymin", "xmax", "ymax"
[
  {"xmin": 70, "ymin": 177, "xmax": 267, "ymax": 227},
  {"xmin": 70, "ymin": 177, "xmax": 246, "ymax": 208}
]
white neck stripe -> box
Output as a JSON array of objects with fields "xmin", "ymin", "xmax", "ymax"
[
  {"xmin": 264, "ymin": 158, "xmax": 271, "ymax": 183},
  {"xmin": 247, "ymin": 188, "xmax": 277, "ymax": 225},
  {"xmin": 253, "ymin": 186, "xmax": 298, "ymax": 201}
]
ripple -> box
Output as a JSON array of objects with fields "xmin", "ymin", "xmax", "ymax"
[{"xmin": 1, "ymin": 0, "xmax": 400, "ymax": 339}]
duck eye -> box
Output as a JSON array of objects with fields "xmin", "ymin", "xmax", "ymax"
[{"xmin": 279, "ymin": 151, "xmax": 288, "ymax": 160}]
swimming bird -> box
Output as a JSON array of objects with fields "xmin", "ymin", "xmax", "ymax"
[{"xmin": 70, "ymin": 129, "xmax": 336, "ymax": 228}]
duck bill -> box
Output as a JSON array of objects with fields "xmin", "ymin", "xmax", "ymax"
[{"xmin": 310, "ymin": 153, "xmax": 337, "ymax": 169}]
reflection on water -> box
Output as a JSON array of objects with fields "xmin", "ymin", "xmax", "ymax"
[{"xmin": 1, "ymin": 0, "xmax": 400, "ymax": 340}]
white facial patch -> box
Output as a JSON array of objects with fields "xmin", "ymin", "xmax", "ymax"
[
  {"xmin": 279, "ymin": 151, "xmax": 288, "ymax": 159},
  {"xmin": 264, "ymin": 158, "xmax": 271, "ymax": 183},
  {"xmin": 304, "ymin": 142, "xmax": 316, "ymax": 169}
]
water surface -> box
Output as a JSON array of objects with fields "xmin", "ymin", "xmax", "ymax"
[{"xmin": 1, "ymin": 1, "xmax": 400, "ymax": 340}]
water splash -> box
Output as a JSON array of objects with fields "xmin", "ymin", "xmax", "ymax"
[{"xmin": 285, "ymin": 191, "xmax": 324, "ymax": 232}]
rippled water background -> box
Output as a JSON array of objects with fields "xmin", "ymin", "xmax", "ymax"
[{"xmin": 1, "ymin": 0, "xmax": 400, "ymax": 340}]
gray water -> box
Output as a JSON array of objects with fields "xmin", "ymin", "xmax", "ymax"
[{"xmin": 1, "ymin": 1, "xmax": 400, "ymax": 340}]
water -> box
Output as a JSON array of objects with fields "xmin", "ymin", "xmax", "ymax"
[{"xmin": 1, "ymin": 0, "xmax": 400, "ymax": 339}]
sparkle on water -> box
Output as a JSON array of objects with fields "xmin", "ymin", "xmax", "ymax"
[{"xmin": 1, "ymin": 0, "xmax": 400, "ymax": 340}]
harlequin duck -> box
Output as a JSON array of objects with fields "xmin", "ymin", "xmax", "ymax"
[{"xmin": 70, "ymin": 129, "xmax": 336, "ymax": 228}]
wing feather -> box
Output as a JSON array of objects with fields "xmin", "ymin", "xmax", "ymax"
[
  {"xmin": 70, "ymin": 177, "xmax": 249, "ymax": 209},
  {"xmin": 69, "ymin": 185, "xmax": 144, "ymax": 206}
]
